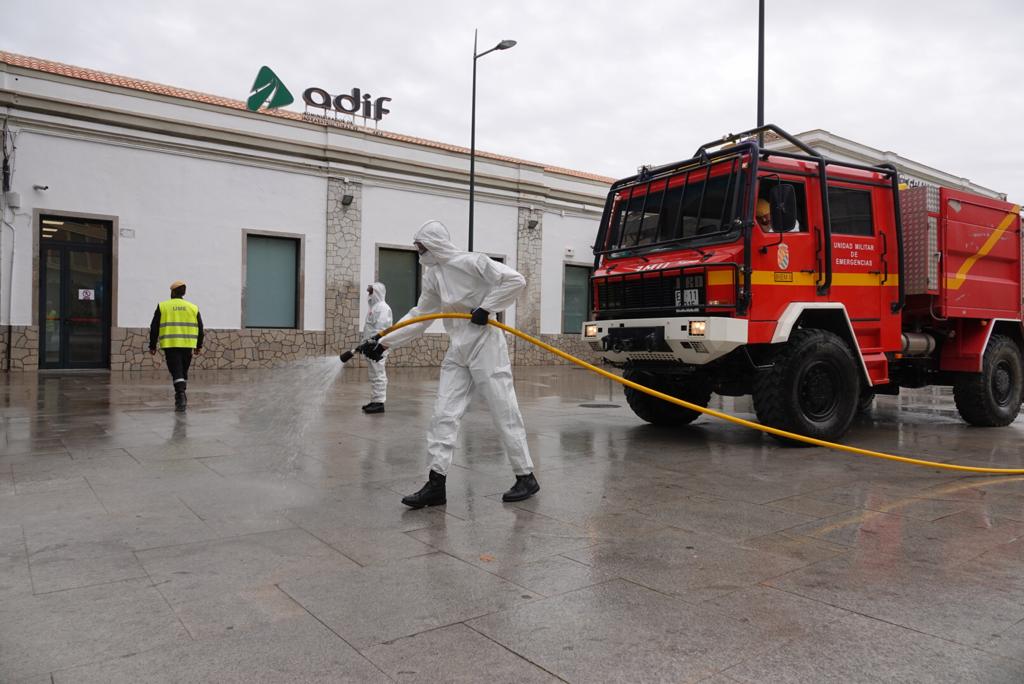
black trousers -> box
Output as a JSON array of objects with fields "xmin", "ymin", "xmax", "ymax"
[{"xmin": 163, "ymin": 348, "xmax": 193, "ymax": 391}]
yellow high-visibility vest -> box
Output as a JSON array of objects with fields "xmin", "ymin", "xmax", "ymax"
[{"xmin": 158, "ymin": 298, "xmax": 200, "ymax": 349}]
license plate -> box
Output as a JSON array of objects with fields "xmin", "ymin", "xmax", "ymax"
[{"xmin": 676, "ymin": 274, "xmax": 704, "ymax": 311}]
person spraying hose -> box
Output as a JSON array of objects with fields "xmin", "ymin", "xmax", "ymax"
[{"xmin": 359, "ymin": 220, "xmax": 540, "ymax": 508}]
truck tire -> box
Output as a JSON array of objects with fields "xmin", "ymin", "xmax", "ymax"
[
  {"xmin": 752, "ymin": 328, "xmax": 860, "ymax": 446},
  {"xmin": 622, "ymin": 370, "xmax": 711, "ymax": 426},
  {"xmin": 953, "ymin": 334, "xmax": 1023, "ymax": 427}
]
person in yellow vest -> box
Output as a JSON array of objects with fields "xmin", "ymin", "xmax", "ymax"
[{"xmin": 148, "ymin": 280, "xmax": 204, "ymax": 412}]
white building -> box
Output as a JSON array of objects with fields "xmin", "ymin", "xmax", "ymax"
[
  {"xmin": 0, "ymin": 52, "xmax": 611, "ymax": 371},
  {"xmin": 765, "ymin": 128, "xmax": 1005, "ymax": 199}
]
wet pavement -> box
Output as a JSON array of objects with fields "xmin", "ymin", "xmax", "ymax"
[{"xmin": 2, "ymin": 360, "xmax": 1024, "ymax": 682}]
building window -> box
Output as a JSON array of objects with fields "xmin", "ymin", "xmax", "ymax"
[
  {"xmin": 378, "ymin": 247, "xmax": 420, "ymax": 320},
  {"xmin": 244, "ymin": 234, "xmax": 300, "ymax": 328},
  {"xmin": 829, "ymin": 186, "xmax": 874, "ymax": 236},
  {"xmin": 563, "ymin": 264, "xmax": 592, "ymax": 333}
]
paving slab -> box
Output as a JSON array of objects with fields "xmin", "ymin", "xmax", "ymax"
[
  {"xmin": 636, "ymin": 492, "xmax": 819, "ymax": 542},
  {"xmin": 565, "ymin": 527, "xmax": 808, "ymax": 602},
  {"xmin": 362, "ymin": 623, "xmax": 560, "ymax": 683},
  {"xmin": 280, "ymin": 552, "xmax": 537, "ymax": 648},
  {"xmin": 284, "ymin": 491, "xmax": 439, "ymax": 566},
  {"xmin": 0, "ymin": 577, "xmax": 190, "ymax": 679},
  {"xmin": 468, "ymin": 579, "xmax": 774, "ymax": 683},
  {"xmin": 482, "ymin": 553, "xmax": 618, "ymax": 597},
  {"xmin": 767, "ymin": 553, "xmax": 1024, "ymax": 649},
  {"xmin": 406, "ymin": 506, "xmax": 596, "ymax": 572},
  {"xmin": 783, "ymin": 505, "xmax": 1024, "ymax": 567},
  {"xmin": 0, "ymin": 487, "xmax": 106, "ymax": 525},
  {"xmin": 53, "ymin": 615, "xmax": 389, "ymax": 683},
  {"xmin": 134, "ymin": 527, "xmax": 357, "ymax": 638},
  {"xmin": 723, "ymin": 612, "xmax": 1023, "ymax": 683}
]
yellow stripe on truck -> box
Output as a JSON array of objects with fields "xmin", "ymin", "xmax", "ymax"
[
  {"xmin": 945, "ymin": 206, "xmax": 1021, "ymax": 291},
  {"xmin": 748, "ymin": 271, "xmax": 899, "ymax": 287}
]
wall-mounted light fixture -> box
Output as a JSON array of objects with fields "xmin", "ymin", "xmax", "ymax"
[
  {"xmin": 341, "ymin": 194, "xmax": 354, "ymax": 206},
  {"xmin": 527, "ymin": 219, "xmax": 539, "ymax": 229},
  {"xmin": 33, "ymin": 184, "xmax": 49, "ymax": 191}
]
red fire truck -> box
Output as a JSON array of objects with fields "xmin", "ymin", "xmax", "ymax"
[{"xmin": 583, "ymin": 125, "xmax": 1023, "ymax": 442}]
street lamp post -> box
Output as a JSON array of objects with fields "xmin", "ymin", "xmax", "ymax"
[
  {"xmin": 469, "ymin": 30, "xmax": 516, "ymax": 252},
  {"xmin": 757, "ymin": 0, "xmax": 765, "ymax": 146}
]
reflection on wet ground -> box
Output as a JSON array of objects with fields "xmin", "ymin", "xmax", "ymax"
[{"xmin": 2, "ymin": 361, "xmax": 1024, "ymax": 681}]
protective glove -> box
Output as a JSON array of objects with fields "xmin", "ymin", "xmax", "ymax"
[
  {"xmin": 362, "ymin": 342, "xmax": 387, "ymax": 362},
  {"xmin": 353, "ymin": 334, "xmax": 381, "ymax": 354},
  {"xmin": 470, "ymin": 308, "xmax": 490, "ymax": 326}
]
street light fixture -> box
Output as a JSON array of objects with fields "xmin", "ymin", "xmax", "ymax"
[{"xmin": 468, "ymin": 30, "xmax": 516, "ymax": 252}]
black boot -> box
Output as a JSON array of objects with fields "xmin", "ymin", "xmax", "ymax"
[
  {"xmin": 401, "ymin": 470, "xmax": 446, "ymax": 508},
  {"xmin": 362, "ymin": 402, "xmax": 385, "ymax": 414},
  {"xmin": 174, "ymin": 390, "xmax": 186, "ymax": 413},
  {"xmin": 502, "ymin": 473, "xmax": 540, "ymax": 502}
]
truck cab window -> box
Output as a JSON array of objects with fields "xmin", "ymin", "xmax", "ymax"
[
  {"xmin": 604, "ymin": 160, "xmax": 745, "ymax": 252},
  {"xmin": 829, "ymin": 186, "xmax": 874, "ymax": 236}
]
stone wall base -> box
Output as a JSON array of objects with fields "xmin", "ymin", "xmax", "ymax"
[
  {"xmin": 111, "ymin": 328, "xmax": 328, "ymax": 371},
  {"xmin": 3, "ymin": 327, "xmax": 602, "ymax": 371},
  {"xmin": 7, "ymin": 326, "xmax": 39, "ymax": 370}
]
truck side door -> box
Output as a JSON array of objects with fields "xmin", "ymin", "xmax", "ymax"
[
  {"xmin": 749, "ymin": 176, "xmax": 816, "ymax": 325},
  {"xmin": 826, "ymin": 181, "xmax": 898, "ymax": 353}
]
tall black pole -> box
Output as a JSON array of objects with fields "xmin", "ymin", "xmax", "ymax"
[
  {"xmin": 469, "ymin": 29, "xmax": 478, "ymax": 252},
  {"xmin": 757, "ymin": 0, "xmax": 764, "ymax": 146}
]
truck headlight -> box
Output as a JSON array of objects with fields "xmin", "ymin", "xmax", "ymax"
[
  {"xmin": 584, "ymin": 324, "xmax": 599, "ymax": 338},
  {"xmin": 688, "ymin": 320, "xmax": 707, "ymax": 336}
]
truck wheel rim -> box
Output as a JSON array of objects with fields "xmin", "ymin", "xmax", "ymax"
[
  {"xmin": 799, "ymin": 361, "xmax": 840, "ymax": 421},
  {"xmin": 993, "ymin": 361, "xmax": 1013, "ymax": 406}
]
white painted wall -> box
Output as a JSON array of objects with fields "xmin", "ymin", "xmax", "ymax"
[
  {"xmin": 540, "ymin": 212, "xmax": 601, "ymax": 334},
  {"xmin": 8, "ymin": 130, "xmax": 326, "ymax": 329}
]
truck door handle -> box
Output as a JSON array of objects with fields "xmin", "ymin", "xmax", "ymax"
[
  {"xmin": 814, "ymin": 227, "xmax": 823, "ymax": 282},
  {"xmin": 879, "ymin": 231, "xmax": 889, "ymax": 284}
]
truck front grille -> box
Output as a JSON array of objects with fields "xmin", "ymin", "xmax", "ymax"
[{"xmin": 592, "ymin": 265, "xmax": 740, "ymax": 319}]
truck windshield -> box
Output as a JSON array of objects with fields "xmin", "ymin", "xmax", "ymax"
[{"xmin": 599, "ymin": 156, "xmax": 747, "ymax": 255}]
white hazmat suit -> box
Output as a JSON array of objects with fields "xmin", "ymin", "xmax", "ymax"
[
  {"xmin": 383, "ymin": 220, "xmax": 534, "ymax": 476},
  {"xmin": 364, "ymin": 282, "xmax": 393, "ymax": 404}
]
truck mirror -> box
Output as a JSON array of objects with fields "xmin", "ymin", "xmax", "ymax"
[{"xmin": 769, "ymin": 184, "xmax": 798, "ymax": 232}]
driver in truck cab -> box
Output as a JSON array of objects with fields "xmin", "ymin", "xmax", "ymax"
[{"xmin": 757, "ymin": 197, "xmax": 800, "ymax": 232}]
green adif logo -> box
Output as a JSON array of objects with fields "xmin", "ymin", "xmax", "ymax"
[{"xmin": 246, "ymin": 66, "xmax": 294, "ymax": 112}]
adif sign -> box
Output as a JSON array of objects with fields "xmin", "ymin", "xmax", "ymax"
[{"xmin": 303, "ymin": 87, "xmax": 391, "ymax": 121}]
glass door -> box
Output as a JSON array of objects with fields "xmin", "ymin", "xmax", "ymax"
[
  {"xmin": 41, "ymin": 249, "xmax": 63, "ymax": 366},
  {"xmin": 38, "ymin": 217, "xmax": 112, "ymax": 369}
]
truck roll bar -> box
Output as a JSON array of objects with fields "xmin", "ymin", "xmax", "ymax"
[{"xmin": 697, "ymin": 125, "xmax": 834, "ymax": 295}]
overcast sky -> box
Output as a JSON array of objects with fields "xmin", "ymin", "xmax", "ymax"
[{"xmin": 4, "ymin": 1, "xmax": 1024, "ymax": 198}]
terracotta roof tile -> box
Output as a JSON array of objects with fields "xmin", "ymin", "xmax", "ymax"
[{"xmin": 0, "ymin": 50, "xmax": 614, "ymax": 185}]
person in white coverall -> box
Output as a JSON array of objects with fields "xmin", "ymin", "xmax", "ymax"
[
  {"xmin": 361, "ymin": 282, "xmax": 392, "ymax": 414},
  {"xmin": 360, "ymin": 220, "xmax": 540, "ymax": 507}
]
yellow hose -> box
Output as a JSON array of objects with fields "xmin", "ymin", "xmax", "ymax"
[{"xmin": 376, "ymin": 313, "xmax": 1024, "ymax": 475}]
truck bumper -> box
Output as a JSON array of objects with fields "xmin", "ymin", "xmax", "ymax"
[{"xmin": 582, "ymin": 317, "xmax": 749, "ymax": 365}]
